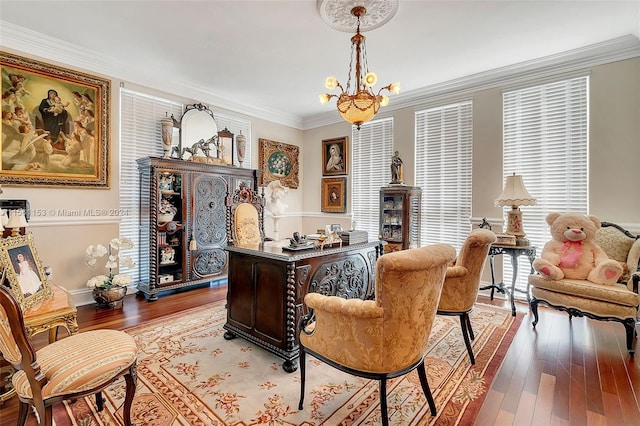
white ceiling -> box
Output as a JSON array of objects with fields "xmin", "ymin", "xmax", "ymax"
[{"xmin": 1, "ymin": 1, "xmax": 639, "ymax": 130}]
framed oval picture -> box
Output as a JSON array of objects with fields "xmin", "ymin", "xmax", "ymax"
[{"xmin": 258, "ymin": 138, "xmax": 299, "ymax": 189}]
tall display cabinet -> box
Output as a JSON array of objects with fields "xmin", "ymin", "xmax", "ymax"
[
  {"xmin": 137, "ymin": 156, "xmax": 260, "ymax": 301},
  {"xmin": 379, "ymin": 185, "xmax": 422, "ymax": 253}
]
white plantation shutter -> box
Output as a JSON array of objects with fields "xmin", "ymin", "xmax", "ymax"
[
  {"xmin": 119, "ymin": 89, "xmax": 183, "ymax": 284},
  {"xmin": 415, "ymin": 101, "xmax": 473, "ymax": 252},
  {"xmin": 503, "ymin": 75, "xmax": 588, "ymax": 293},
  {"xmin": 351, "ymin": 118, "xmax": 394, "ymax": 238}
]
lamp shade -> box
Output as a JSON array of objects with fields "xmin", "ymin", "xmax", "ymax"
[
  {"xmin": 6, "ymin": 209, "xmax": 28, "ymax": 229},
  {"xmin": 495, "ymin": 174, "xmax": 536, "ymax": 207}
]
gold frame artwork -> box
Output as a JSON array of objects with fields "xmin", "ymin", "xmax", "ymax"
[
  {"xmin": 321, "ymin": 177, "xmax": 346, "ymax": 213},
  {"xmin": 0, "ymin": 233, "xmax": 52, "ymax": 310},
  {"xmin": 322, "ymin": 136, "xmax": 348, "ymax": 176},
  {"xmin": 258, "ymin": 138, "xmax": 299, "ymax": 189},
  {"xmin": 0, "ymin": 51, "xmax": 110, "ymax": 188}
]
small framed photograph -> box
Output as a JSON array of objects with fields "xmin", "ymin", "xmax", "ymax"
[
  {"xmin": 0, "ymin": 233, "xmax": 52, "ymax": 309},
  {"xmin": 322, "ymin": 136, "xmax": 348, "ymax": 176},
  {"xmin": 321, "ymin": 177, "xmax": 346, "ymax": 213}
]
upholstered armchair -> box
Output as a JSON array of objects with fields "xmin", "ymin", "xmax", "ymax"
[
  {"xmin": 226, "ymin": 181, "xmax": 266, "ymax": 245},
  {"xmin": 0, "ymin": 285, "xmax": 138, "ymax": 426},
  {"xmin": 298, "ymin": 243, "xmax": 457, "ymax": 426},
  {"xmin": 529, "ymin": 222, "xmax": 640, "ymax": 355},
  {"xmin": 437, "ymin": 229, "xmax": 497, "ymax": 364}
]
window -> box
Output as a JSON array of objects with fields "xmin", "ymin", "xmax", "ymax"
[
  {"xmin": 119, "ymin": 89, "xmax": 183, "ymax": 284},
  {"xmin": 503, "ymin": 75, "xmax": 589, "ymax": 292},
  {"xmin": 415, "ymin": 101, "xmax": 473, "ymax": 251},
  {"xmin": 351, "ymin": 118, "xmax": 394, "ymax": 238}
]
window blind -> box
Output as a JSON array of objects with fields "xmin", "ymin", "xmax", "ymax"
[
  {"xmin": 119, "ymin": 89, "xmax": 183, "ymax": 284},
  {"xmin": 351, "ymin": 118, "xmax": 394, "ymax": 239},
  {"xmin": 415, "ymin": 101, "xmax": 473, "ymax": 252},
  {"xmin": 503, "ymin": 75, "xmax": 589, "ymax": 293}
]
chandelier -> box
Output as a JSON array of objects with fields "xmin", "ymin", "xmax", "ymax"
[{"xmin": 319, "ymin": 5, "xmax": 400, "ymax": 129}]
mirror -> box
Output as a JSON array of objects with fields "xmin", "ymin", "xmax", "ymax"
[{"xmin": 178, "ymin": 103, "xmax": 218, "ymax": 160}]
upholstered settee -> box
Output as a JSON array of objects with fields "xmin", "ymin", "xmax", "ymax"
[{"xmin": 529, "ymin": 222, "xmax": 640, "ymax": 355}]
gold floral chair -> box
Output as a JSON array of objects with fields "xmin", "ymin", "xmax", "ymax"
[
  {"xmin": 529, "ymin": 221, "xmax": 640, "ymax": 355},
  {"xmin": 0, "ymin": 285, "xmax": 138, "ymax": 425},
  {"xmin": 298, "ymin": 243, "xmax": 457, "ymax": 426},
  {"xmin": 437, "ymin": 228, "xmax": 497, "ymax": 364},
  {"xmin": 226, "ymin": 182, "xmax": 266, "ymax": 245}
]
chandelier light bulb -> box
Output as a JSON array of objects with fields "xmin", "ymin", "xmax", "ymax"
[
  {"xmin": 364, "ymin": 72, "xmax": 377, "ymax": 87},
  {"xmin": 319, "ymin": 93, "xmax": 331, "ymax": 105}
]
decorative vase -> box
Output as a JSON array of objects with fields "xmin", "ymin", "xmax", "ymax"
[
  {"xmin": 92, "ymin": 285, "xmax": 127, "ymax": 308},
  {"xmin": 236, "ymin": 130, "xmax": 246, "ymax": 168},
  {"xmin": 158, "ymin": 212, "xmax": 175, "ymax": 223},
  {"xmin": 160, "ymin": 116, "xmax": 174, "ymax": 158}
]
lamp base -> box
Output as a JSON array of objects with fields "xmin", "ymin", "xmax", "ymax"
[{"xmin": 506, "ymin": 207, "xmax": 525, "ymax": 237}]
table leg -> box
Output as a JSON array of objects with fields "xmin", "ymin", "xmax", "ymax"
[
  {"xmin": 509, "ymin": 252, "xmax": 518, "ymax": 316},
  {"xmin": 489, "ymin": 255, "xmax": 496, "ymax": 300}
]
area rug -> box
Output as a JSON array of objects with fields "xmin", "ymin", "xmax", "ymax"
[{"xmin": 54, "ymin": 301, "xmax": 521, "ymax": 426}]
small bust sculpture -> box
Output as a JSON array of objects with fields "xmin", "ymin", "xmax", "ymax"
[{"xmin": 265, "ymin": 180, "xmax": 289, "ymax": 216}]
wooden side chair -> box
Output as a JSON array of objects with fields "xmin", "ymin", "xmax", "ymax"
[
  {"xmin": 436, "ymin": 229, "xmax": 497, "ymax": 364},
  {"xmin": 225, "ymin": 181, "xmax": 267, "ymax": 245},
  {"xmin": 298, "ymin": 244, "xmax": 457, "ymax": 426},
  {"xmin": 0, "ymin": 285, "xmax": 138, "ymax": 425}
]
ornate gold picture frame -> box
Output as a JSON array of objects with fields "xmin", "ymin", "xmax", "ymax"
[
  {"xmin": 0, "ymin": 51, "xmax": 110, "ymax": 188},
  {"xmin": 322, "ymin": 136, "xmax": 348, "ymax": 176},
  {"xmin": 321, "ymin": 177, "xmax": 346, "ymax": 213},
  {"xmin": 258, "ymin": 138, "xmax": 299, "ymax": 189},
  {"xmin": 0, "ymin": 233, "xmax": 52, "ymax": 310}
]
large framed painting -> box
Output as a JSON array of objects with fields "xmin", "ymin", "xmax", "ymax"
[
  {"xmin": 321, "ymin": 177, "xmax": 346, "ymax": 213},
  {"xmin": 322, "ymin": 136, "xmax": 348, "ymax": 176},
  {"xmin": 0, "ymin": 51, "xmax": 110, "ymax": 188},
  {"xmin": 258, "ymin": 138, "xmax": 299, "ymax": 189},
  {"xmin": 0, "ymin": 233, "xmax": 52, "ymax": 310}
]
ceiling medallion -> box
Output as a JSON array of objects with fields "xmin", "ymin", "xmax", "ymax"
[{"xmin": 317, "ymin": 0, "xmax": 399, "ymax": 32}]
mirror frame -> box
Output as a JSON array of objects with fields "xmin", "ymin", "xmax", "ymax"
[{"xmin": 177, "ymin": 103, "xmax": 218, "ymax": 160}]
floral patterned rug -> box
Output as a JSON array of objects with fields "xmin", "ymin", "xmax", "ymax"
[{"xmin": 53, "ymin": 301, "xmax": 521, "ymax": 425}]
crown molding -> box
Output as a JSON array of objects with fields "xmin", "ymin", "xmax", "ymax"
[
  {"xmin": 0, "ymin": 21, "xmax": 303, "ymax": 129},
  {"xmin": 302, "ymin": 34, "xmax": 640, "ymax": 130}
]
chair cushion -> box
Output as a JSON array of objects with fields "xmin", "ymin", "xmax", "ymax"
[
  {"xmin": 235, "ymin": 203, "xmax": 262, "ymax": 245},
  {"xmin": 529, "ymin": 274, "xmax": 640, "ymax": 307},
  {"xmin": 594, "ymin": 226, "xmax": 637, "ymax": 283},
  {"xmin": 12, "ymin": 329, "xmax": 137, "ymax": 399}
]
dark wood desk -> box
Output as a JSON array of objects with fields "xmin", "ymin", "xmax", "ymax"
[
  {"xmin": 224, "ymin": 240, "xmax": 384, "ymax": 372},
  {"xmin": 480, "ymin": 244, "xmax": 536, "ymax": 316}
]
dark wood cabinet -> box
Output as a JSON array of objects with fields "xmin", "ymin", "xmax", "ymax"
[
  {"xmin": 136, "ymin": 157, "xmax": 260, "ymax": 300},
  {"xmin": 379, "ymin": 185, "xmax": 422, "ymax": 252}
]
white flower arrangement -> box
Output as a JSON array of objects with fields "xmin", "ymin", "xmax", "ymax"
[{"xmin": 85, "ymin": 237, "xmax": 135, "ymax": 289}]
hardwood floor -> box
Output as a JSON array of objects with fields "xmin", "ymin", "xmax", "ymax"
[{"xmin": 1, "ymin": 284, "xmax": 639, "ymax": 425}]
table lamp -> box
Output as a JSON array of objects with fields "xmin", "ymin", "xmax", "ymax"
[
  {"xmin": 6, "ymin": 209, "xmax": 28, "ymax": 237},
  {"xmin": 495, "ymin": 173, "xmax": 536, "ymax": 245}
]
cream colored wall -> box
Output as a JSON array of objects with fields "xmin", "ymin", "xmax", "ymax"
[{"xmin": 3, "ymin": 49, "xmax": 638, "ymax": 306}]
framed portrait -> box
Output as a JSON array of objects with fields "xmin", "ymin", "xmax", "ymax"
[
  {"xmin": 322, "ymin": 136, "xmax": 348, "ymax": 176},
  {"xmin": 0, "ymin": 51, "xmax": 110, "ymax": 188},
  {"xmin": 258, "ymin": 138, "xmax": 299, "ymax": 189},
  {"xmin": 0, "ymin": 233, "xmax": 52, "ymax": 310},
  {"xmin": 321, "ymin": 177, "xmax": 346, "ymax": 213}
]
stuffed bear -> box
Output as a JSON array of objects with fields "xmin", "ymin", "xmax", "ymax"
[{"xmin": 533, "ymin": 212, "xmax": 623, "ymax": 285}]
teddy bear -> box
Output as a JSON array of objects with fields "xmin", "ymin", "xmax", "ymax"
[{"xmin": 533, "ymin": 212, "xmax": 623, "ymax": 285}]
